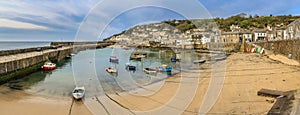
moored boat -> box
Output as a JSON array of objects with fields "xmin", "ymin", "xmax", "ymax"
[
  {"xmin": 214, "ymin": 56, "xmax": 227, "ymax": 61},
  {"xmin": 109, "ymin": 56, "xmax": 119, "ymax": 63},
  {"xmin": 130, "ymin": 54, "xmax": 145, "ymax": 60},
  {"xmin": 106, "ymin": 67, "xmax": 117, "ymax": 73},
  {"xmin": 41, "ymin": 62, "xmax": 56, "ymax": 70},
  {"xmin": 130, "ymin": 52, "xmax": 147, "ymax": 60},
  {"xmin": 157, "ymin": 66, "xmax": 172, "ymax": 72},
  {"xmin": 130, "ymin": 55, "xmax": 142, "ymax": 60},
  {"xmin": 143, "ymin": 68, "xmax": 157, "ymax": 74},
  {"xmin": 193, "ymin": 59, "xmax": 206, "ymax": 64},
  {"xmin": 125, "ymin": 63, "xmax": 136, "ymax": 71},
  {"xmin": 123, "ymin": 47, "xmax": 130, "ymax": 50},
  {"xmin": 127, "ymin": 66, "xmax": 136, "ymax": 71},
  {"xmin": 72, "ymin": 86, "xmax": 85, "ymax": 100},
  {"xmin": 171, "ymin": 57, "xmax": 181, "ymax": 62}
]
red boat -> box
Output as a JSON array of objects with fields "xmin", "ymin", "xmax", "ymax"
[{"xmin": 41, "ymin": 62, "xmax": 56, "ymax": 70}]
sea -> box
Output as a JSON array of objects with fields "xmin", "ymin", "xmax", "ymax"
[
  {"xmin": 4, "ymin": 47, "xmax": 199, "ymax": 98},
  {"xmin": 0, "ymin": 41, "xmax": 51, "ymax": 51}
]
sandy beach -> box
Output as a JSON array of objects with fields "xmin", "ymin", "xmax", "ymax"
[
  {"xmin": 105, "ymin": 52, "xmax": 300, "ymax": 114},
  {"xmin": 1, "ymin": 52, "xmax": 300, "ymax": 114},
  {"xmin": 0, "ymin": 86, "xmax": 92, "ymax": 115}
]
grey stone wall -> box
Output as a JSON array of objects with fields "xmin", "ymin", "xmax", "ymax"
[{"xmin": 254, "ymin": 39, "xmax": 300, "ymax": 61}]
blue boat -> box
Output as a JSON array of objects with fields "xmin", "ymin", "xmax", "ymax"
[
  {"xmin": 157, "ymin": 66, "xmax": 172, "ymax": 72},
  {"xmin": 127, "ymin": 66, "xmax": 136, "ymax": 71},
  {"xmin": 171, "ymin": 57, "xmax": 180, "ymax": 62},
  {"xmin": 125, "ymin": 63, "xmax": 136, "ymax": 71},
  {"xmin": 165, "ymin": 66, "xmax": 172, "ymax": 72}
]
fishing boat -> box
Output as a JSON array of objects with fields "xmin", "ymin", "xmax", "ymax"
[
  {"xmin": 109, "ymin": 56, "xmax": 119, "ymax": 63},
  {"xmin": 41, "ymin": 62, "xmax": 56, "ymax": 70},
  {"xmin": 106, "ymin": 67, "xmax": 117, "ymax": 73},
  {"xmin": 125, "ymin": 63, "xmax": 136, "ymax": 71},
  {"xmin": 72, "ymin": 86, "xmax": 85, "ymax": 100},
  {"xmin": 143, "ymin": 68, "xmax": 157, "ymax": 74},
  {"xmin": 193, "ymin": 59, "xmax": 206, "ymax": 64}
]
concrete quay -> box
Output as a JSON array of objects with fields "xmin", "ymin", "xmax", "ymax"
[{"xmin": 0, "ymin": 42, "xmax": 111, "ymax": 84}]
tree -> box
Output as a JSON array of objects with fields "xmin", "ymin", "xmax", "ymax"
[
  {"xmin": 249, "ymin": 15, "xmax": 252, "ymax": 18},
  {"xmin": 240, "ymin": 20, "xmax": 249, "ymax": 28}
]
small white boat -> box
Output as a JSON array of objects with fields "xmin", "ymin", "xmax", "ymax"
[
  {"xmin": 72, "ymin": 86, "xmax": 85, "ymax": 100},
  {"xmin": 143, "ymin": 68, "xmax": 157, "ymax": 74},
  {"xmin": 106, "ymin": 67, "xmax": 117, "ymax": 73},
  {"xmin": 214, "ymin": 56, "xmax": 227, "ymax": 61},
  {"xmin": 193, "ymin": 60, "xmax": 206, "ymax": 64}
]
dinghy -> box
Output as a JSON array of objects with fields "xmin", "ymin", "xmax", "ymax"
[
  {"xmin": 106, "ymin": 67, "xmax": 117, "ymax": 73},
  {"xmin": 72, "ymin": 86, "xmax": 85, "ymax": 100},
  {"xmin": 193, "ymin": 60, "xmax": 206, "ymax": 64},
  {"xmin": 109, "ymin": 56, "xmax": 119, "ymax": 63},
  {"xmin": 143, "ymin": 68, "xmax": 157, "ymax": 74},
  {"xmin": 214, "ymin": 56, "xmax": 227, "ymax": 61}
]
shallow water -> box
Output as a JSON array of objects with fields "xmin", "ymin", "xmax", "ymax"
[{"xmin": 5, "ymin": 47, "xmax": 199, "ymax": 98}]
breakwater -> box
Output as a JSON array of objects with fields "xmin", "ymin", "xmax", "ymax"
[
  {"xmin": 0, "ymin": 42, "xmax": 112, "ymax": 84},
  {"xmin": 0, "ymin": 46, "xmax": 52, "ymax": 57}
]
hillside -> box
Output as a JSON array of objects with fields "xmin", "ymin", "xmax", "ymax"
[
  {"xmin": 162, "ymin": 14, "xmax": 300, "ymax": 32},
  {"xmin": 215, "ymin": 14, "xmax": 300, "ymax": 31},
  {"xmin": 105, "ymin": 14, "xmax": 300, "ymax": 42}
]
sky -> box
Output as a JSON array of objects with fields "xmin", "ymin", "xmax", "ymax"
[{"xmin": 0, "ymin": 0, "xmax": 299, "ymax": 41}]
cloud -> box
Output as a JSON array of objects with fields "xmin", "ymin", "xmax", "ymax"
[
  {"xmin": 0, "ymin": 0, "xmax": 100, "ymax": 41},
  {"xmin": 0, "ymin": 0, "xmax": 299, "ymax": 41},
  {"xmin": 0, "ymin": 0, "xmax": 99, "ymax": 31},
  {"xmin": 76, "ymin": 0, "xmax": 212, "ymax": 41},
  {"xmin": 0, "ymin": 18, "xmax": 50, "ymax": 30},
  {"xmin": 199, "ymin": 0, "xmax": 300, "ymax": 17}
]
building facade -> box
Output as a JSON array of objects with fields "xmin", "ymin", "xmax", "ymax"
[
  {"xmin": 253, "ymin": 30, "xmax": 267, "ymax": 42},
  {"xmin": 220, "ymin": 32, "xmax": 243, "ymax": 43},
  {"xmin": 286, "ymin": 19, "xmax": 300, "ymax": 39}
]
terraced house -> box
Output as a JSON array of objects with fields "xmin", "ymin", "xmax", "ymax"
[{"xmin": 286, "ymin": 19, "xmax": 300, "ymax": 39}]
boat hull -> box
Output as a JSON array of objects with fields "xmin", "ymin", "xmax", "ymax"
[
  {"xmin": 144, "ymin": 68, "xmax": 157, "ymax": 74},
  {"xmin": 126, "ymin": 66, "xmax": 136, "ymax": 71},
  {"xmin": 72, "ymin": 87, "xmax": 85, "ymax": 100},
  {"xmin": 41, "ymin": 66, "xmax": 56, "ymax": 70},
  {"xmin": 193, "ymin": 60, "xmax": 206, "ymax": 64},
  {"xmin": 106, "ymin": 68, "xmax": 117, "ymax": 73},
  {"xmin": 214, "ymin": 56, "xmax": 227, "ymax": 61}
]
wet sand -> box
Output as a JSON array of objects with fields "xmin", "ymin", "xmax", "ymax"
[
  {"xmin": 1, "ymin": 52, "xmax": 300, "ymax": 114},
  {"xmin": 0, "ymin": 87, "xmax": 91, "ymax": 115},
  {"xmin": 107, "ymin": 53, "xmax": 300, "ymax": 114}
]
